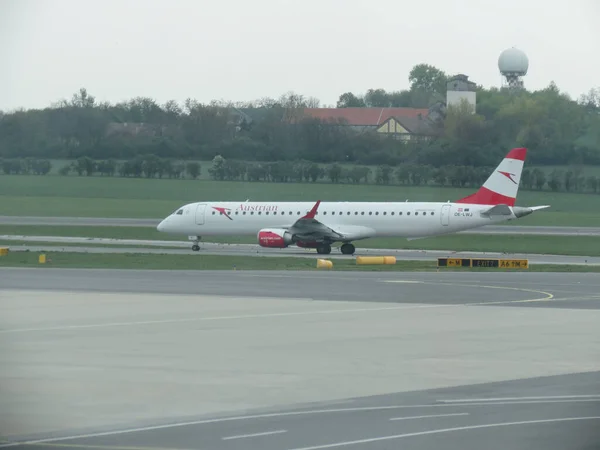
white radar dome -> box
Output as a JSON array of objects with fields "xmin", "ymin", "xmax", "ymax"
[{"xmin": 498, "ymin": 47, "xmax": 529, "ymax": 75}]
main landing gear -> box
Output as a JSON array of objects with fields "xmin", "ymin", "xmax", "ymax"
[
  {"xmin": 340, "ymin": 243, "xmax": 356, "ymax": 255},
  {"xmin": 316, "ymin": 243, "xmax": 331, "ymax": 255},
  {"xmin": 191, "ymin": 236, "xmax": 201, "ymax": 252},
  {"xmin": 315, "ymin": 243, "xmax": 356, "ymax": 255}
]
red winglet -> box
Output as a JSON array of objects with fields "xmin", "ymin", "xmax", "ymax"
[{"xmin": 302, "ymin": 200, "xmax": 321, "ymax": 219}]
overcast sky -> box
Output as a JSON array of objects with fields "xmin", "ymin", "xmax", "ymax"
[{"xmin": 1, "ymin": 0, "xmax": 598, "ymax": 111}]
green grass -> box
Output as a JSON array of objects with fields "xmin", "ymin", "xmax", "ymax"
[
  {"xmin": 1, "ymin": 174, "xmax": 600, "ymax": 226},
  {"xmin": 0, "ymin": 251, "xmax": 598, "ymax": 272},
  {"xmin": 1, "ymin": 225, "xmax": 600, "ymax": 256}
]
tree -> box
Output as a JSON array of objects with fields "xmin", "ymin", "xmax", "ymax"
[
  {"xmin": 327, "ymin": 164, "xmax": 342, "ymax": 183},
  {"xmin": 336, "ymin": 92, "xmax": 365, "ymax": 108},
  {"xmin": 186, "ymin": 162, "xmax": 201, "ymax": 179},
  {"xmin": 408, "ymin": 63, "xmax": 448, "ymax": 102}
]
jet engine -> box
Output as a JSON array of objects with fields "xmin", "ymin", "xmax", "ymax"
[{"xmin": 257, "ymin": 228, "xmax": 294, "ymax": 248}]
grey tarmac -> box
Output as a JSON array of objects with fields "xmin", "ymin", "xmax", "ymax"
[
  {"xmin": 3, "ymin": 240, "xmax": 600, "ymax": 265},
  {"xmin": 1, "ymin": 269, "xmax": 599, "ymax": 449},
  {"xmin": 1, "ymin": 215, "xmax": 600, "ymax": 236}
]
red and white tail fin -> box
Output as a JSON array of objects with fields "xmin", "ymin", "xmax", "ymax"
[{"xmin": 456, "ymin": 147, "xmax": 527, "ymax": 207}]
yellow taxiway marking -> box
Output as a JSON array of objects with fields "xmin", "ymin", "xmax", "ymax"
[{"xmin": 381, "ymin": 280, "xmax": 554, "ymax": 305}]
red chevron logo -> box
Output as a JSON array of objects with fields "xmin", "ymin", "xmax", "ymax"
[
  {"xmin": 212, "ymin": 206, "xmax": 233, "ymax": 220},
  {"xmin": 498, "ymin": 171, "xmax": 518, "ymax": 184}
]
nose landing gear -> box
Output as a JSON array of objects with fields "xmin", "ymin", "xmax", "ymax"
[{"xmin": 190, "ymin": 236, "xmax": 201, "ymax": 251}]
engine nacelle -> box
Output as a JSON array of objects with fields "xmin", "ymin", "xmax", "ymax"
[{"xmin": 257, "ymin": 228, "xmax": 294, "ymax": 248}]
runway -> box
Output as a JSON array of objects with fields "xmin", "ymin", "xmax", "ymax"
[
  {"xmin": 3, "ymin": 237, "xmax": 600, "ymax": 265},
  {"xmin": 2, "ymin": 215, "xmax": 600, "ymax": 236},
  {"xmin": 1, "ymin": 269, "xmax": 600, "ymax": 449}
]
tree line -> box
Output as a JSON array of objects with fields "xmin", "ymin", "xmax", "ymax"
[
  {"xmin": 1, "ymin": 63, "xmax": 598, "ymax": 168},
  {"xmin": 2, "ymin": 155, "xmax": 598, "ymax": 194}
]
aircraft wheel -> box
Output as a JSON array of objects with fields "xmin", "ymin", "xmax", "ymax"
[
  {"xmin": 340, "ymin": 243, "xmax": 355, "ymax": 255},
  {"xmin": 191, "ymin": 244, "xmax": 200, "ymax": 251},
  {"xmin": 317, "ymin": 244, "xmax": 331, "ymax": 255}
]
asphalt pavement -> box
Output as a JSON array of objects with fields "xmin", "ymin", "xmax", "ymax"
[
  {"xmin": 3, "ymin": 239, "xmax": 600, "ymax": 266},
  {"xmin": 1, "ymin": 269, "xmax": 599, "ymax": 449}
]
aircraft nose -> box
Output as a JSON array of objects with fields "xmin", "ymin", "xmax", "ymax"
[{"xmin": 157, "ymin": 219, "xmax": 167, "ymax": 232}]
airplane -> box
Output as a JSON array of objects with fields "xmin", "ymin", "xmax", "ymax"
[{"xmin": 156, "ymin": 147, "xmax": 549, "ymax": 255}]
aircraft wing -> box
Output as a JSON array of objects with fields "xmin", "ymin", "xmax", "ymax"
[{"xmin": 287, "ymin": 200, "xmax": 375, "ymax": 242}]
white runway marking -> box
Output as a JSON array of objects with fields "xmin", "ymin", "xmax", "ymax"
[
  {"xmin": 287, "ymin": 417, "xmax": 600, "ymax": 450},
  {"xmin": 2, "ymin": 401, "xmax": 600, "ymax": 448},
  {"xmin": 222, "ymin": 429, "xmax": 287, "ymax": 440},
  {"xmin": 438, "ymin": 394, "xmax": 600, "ymax": 403},
  {"xmin": 389, "ymin": 413, "xmax": 469, "ymax": 421}
]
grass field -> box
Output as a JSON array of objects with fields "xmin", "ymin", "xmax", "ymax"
[
  {"xmin": 0, "ymin": 251, "xmax": 598, "ymax": 272},
  {"xmin": 2, "ymin": 225, "xmax": 600, "ymax": 256},
  {"xmin": 2, "ymin": 175, "xmax": 600, "ymax": 226}
]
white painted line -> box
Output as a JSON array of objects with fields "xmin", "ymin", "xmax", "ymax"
[
  {"xmin": 389, "ymin": 413, "xmax": 469, "ymax": 421},
  {"xmin": 222, "ymin": 430, "xmax": 287, "ymax": 440},
  {"xmin": 0, "ymin": 303, "xmax": 450, "ymax": 334},
  {"xmin": 2, "ymin": 401, "xmax": 600, "ymax": 448},
  {"xmin": 438, "ymin": 395, "xmax": 600, "ymax": 403},
  {"xmin": 287, "ymin": 416, "xmax": 600, "ymax": 450}
]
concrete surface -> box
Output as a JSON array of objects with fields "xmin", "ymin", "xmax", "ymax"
[
  {"xmin": 2, "ymin": 215, "xmax": 600, "ymax": 236},
  {"xmin": 1, "ymin": 269, "xmax": 599, "ymax": 449},
  {"xmin": 3, "ymin": 240, "xmax": 600, "ymax": 265}
]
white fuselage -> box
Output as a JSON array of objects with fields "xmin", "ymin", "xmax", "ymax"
[{"xmin": 157, "ymin": 201, "xmax": 518, "ymax": 240}]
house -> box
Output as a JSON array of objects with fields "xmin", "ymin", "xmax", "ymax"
[
  {"xmin": 298, "ymin": 107, "xmax": 438, "ymax": 140},
  {"xmin": 230, "ymin": 106, "xmax": 440, "ymax": 140}
]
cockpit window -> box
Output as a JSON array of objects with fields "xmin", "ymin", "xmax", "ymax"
[{"xmin": 176, "ymin": 209, "xmax": 183, "ymax": 215}]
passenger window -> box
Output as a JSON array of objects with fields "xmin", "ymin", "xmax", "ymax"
[
  {"xmin": 361, "ymin": 212, "xmax": 365, "ymax": 215},
  {"xmin": 212, "ymin": 211, "xmax": 216, "ymax": 215},
  {"xmin": 407, "ymin": 212, "xmax": 411, "ymax": 215},
  {"xmin": 383, "ymin": 212, "xmax": 386, "ymax": 215},
  {"xmin": 431, "ymin": 212, "xmax": 434, "ymax": 215},
  {"xmin": 391, "ymin": 212, "xmax": 395, "ymax": 216},
  {"xmin": 243, "ymin": 211, "xmax": 246, "ymax": 215},
  {"xmin": 369, "ymin": 212, "xmax": 372, "ymax": 215},
  {"xmin": 354, "ymin": 212, "xmax": 358, "ymax": 215},
  {"xmin": 375, "ymin": 212, "xmax": 379, "ymax": 215}
]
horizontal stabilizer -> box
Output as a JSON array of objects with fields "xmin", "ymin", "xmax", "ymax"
[
  {"xmin": 529, "ymin": 205, "xmax": 551, "ymax": 212},
  {"xmin": 480, "ymin": 204, "xmax": 512, "ymax": 217}
]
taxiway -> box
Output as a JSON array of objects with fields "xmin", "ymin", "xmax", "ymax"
[
  {"xmin": 3, "ymin": 238, "xmax": 600, "ymax": 266},
  {"xmin": 1, "ymin": 269, "xmax": 599, "ymax": 449}
]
